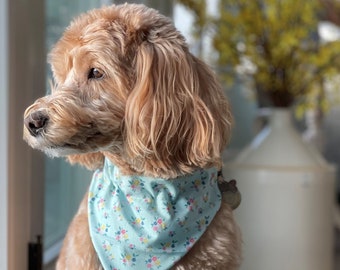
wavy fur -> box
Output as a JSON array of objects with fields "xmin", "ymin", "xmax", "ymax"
[{"xmin": 124, "ymin": 27, "xmax": 232, "ymax": 177}]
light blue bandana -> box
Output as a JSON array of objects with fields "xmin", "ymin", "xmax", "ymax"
[{"xmin": 88, "ymin": 158, "xmax": 221, "ymax": 270}]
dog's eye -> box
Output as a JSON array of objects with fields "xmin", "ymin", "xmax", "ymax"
[{"xmin": 88, "ymin": 68, "xmax": 104, "ymax": 80}]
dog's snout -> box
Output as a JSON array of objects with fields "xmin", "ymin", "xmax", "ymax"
[{"xmin": 24, "ymin": 111, "xmax": 49, "ymax": 137}]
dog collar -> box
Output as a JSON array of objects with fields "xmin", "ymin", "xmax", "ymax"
[{"xmin": 88, "ymin": 158, "xmax": 221, "ymax": 270}]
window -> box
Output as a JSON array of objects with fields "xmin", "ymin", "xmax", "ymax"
[{"xmin": 44, "ymin": 0, "xmax": 105, "ymax": 264}]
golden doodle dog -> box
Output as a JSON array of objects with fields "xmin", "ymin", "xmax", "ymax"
[{"xmin": 23, "ymin": 4, "xmax": 241, "ymax": 270}]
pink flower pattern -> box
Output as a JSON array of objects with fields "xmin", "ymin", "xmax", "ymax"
[{"xmin": 88, "ymin": 159, "xmax": 221, "ymax": 270}]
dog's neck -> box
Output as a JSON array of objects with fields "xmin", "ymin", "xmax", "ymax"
[{"xmin": 102, "ymin": 151, "xmax": 201, "ymax": 179}]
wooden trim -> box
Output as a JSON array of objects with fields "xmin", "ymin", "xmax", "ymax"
[{"xmin": 7, "ymin": 0, "xmax": 45, "ymax": 269}]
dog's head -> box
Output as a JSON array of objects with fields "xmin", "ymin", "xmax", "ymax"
[{"xmin": 23, "ymin": 4, "xmax": 232, "ymax": 177}]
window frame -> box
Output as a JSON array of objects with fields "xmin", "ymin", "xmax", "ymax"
[{"xmin": 3, "ymin": 0, "xmax": 45, "ymax": 269}]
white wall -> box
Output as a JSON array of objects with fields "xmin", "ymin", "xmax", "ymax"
[{"xmin": 0, "ymin": 0, "xmax": 8, "ymax": 268}]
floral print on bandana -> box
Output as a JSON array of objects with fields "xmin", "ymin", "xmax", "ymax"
[{"xmin": 88, "ymin": 158, "xmax": 221, "ymax": 270}]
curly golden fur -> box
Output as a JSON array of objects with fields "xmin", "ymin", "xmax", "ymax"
[{"xmin": 23, "ymin": 4, "xmax": 241, "ymax": 269}]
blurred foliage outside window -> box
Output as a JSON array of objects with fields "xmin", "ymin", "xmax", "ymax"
[{"xmin": 178, "ymin": 0, "xmax": 340, "ymax": 116}]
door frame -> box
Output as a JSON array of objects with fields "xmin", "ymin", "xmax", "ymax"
[{"xmin": 2, "ymin": 0, "xmax": 45, "ymax": 269}]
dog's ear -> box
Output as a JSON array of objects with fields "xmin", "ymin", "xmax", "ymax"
[
  {"xmin": 67, "ymin": 152, "xmax": 105, "ymax": 171},
  {"xmin": 124, "ymin": 29, "xmax": 232, "ymax": 176}
]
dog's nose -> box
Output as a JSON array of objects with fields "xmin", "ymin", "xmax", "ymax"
[{"xmin": 24, "ymin": 111, "xmax": 49, "ymax": 137}]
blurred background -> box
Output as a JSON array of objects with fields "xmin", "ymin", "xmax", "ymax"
[{"xmin": 1, "ymin": 0, "xmax": 340, "ymax": 269}]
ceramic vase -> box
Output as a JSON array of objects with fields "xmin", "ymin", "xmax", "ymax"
[{"xmin": 226, "ymin": 108, "xmax": 336, "ymax": 270}]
